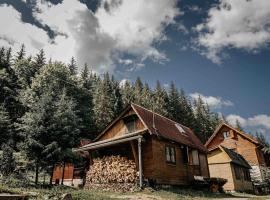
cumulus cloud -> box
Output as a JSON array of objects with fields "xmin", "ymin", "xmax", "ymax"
[
  {"xmin": 226, "ymin": 114, "xmax": 270, "ymax": 141},
  {"xmin": 195, "ymin": 0, "xmax": 270, "ymax": 64},
  {"xmin": 190, "ymin": 92, "xmax": 234, "ymax": 109},
  {"xmin": 0, "ymin": 0, "xmax": 181, "ymax": 73},
  {"xmin": 227, "ymin": 114, "xmax": 270, "ymax": 129}
]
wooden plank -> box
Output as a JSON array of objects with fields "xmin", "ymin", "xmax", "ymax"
[{"xmin": 130, "ymin": 141, "xmax": 138, "ymax": 169}]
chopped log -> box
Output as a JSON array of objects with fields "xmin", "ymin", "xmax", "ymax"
[{"xmin": 85, "ymin": 155, "xmax": 139, "ymax": 191}]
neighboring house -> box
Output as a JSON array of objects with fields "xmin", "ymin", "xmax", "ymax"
[
  {"xmin": 75, "ymin": 103, "xmax": 209, "ymax": 187},
  {"xmin": 205, "ymin": 123, "xmax": 270, "ymax": 183},
  {"xmin": 208, "ymin": 145, "xmax": 253, "ymax": 192}
]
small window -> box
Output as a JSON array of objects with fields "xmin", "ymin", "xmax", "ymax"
[
  {"xmin": 234, "ymin": 165, "xmax": 243, "ymax": 180},
  {"xmin": 181, "ymin": 145, "xmax": 189, "ymax": 164},
  {"xmin": 175, "ymin": 124, "xmax": 188, "ymax": 136},
  {"xmin": 191, "ymin": 150, "xmax": 199, "ymax": 165},
  {"xmin": 123, "ymin": 115, "xmax": 137, "ymax": 133},
  {"xmin": 165, "ymin": 146, "xmax": 176, "ymax": 164},
  {"xmin": 125, "ymin": 120, "xmax": 135, "ymax": 133},
  {"xmin": 223, "ymin": 131, "xmax": 230, "ymax": 139}
]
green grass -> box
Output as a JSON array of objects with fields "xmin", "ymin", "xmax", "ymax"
[{"xmin": 0, "ymin": 182, "xmax": 270, "ymax": 200}]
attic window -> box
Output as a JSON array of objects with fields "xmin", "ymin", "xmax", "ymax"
[
  {"xmin": 175, "ymin": 124, "xmax": 188, "ymax": 136},
  {"xmin": 123, "ymin": 115, "xmax": 138, "ymax": 134},
  {"xmin": 223, "ymin": 131, "xmax": 230, "ymax": 139}
]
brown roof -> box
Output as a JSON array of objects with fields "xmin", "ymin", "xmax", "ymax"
[
  {"xmin": 131, "ymin": 104, "xmax": 208, "ymax": 152},
  {"xmin": 220, "ymin": 146, "xmax": 251, "ymax": 169},
  {"xmin": 205, "ymin": 123, "xmax": 260, "ymax": 147}
]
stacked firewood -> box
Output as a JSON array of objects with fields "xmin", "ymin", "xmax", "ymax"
[{"xmin": 85, "ymin": 155, "xmax": 139, "ymax": 191}]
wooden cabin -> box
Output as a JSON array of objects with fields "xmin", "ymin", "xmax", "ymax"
[
  {"xmin": 205, "ymin": 123, "xmax": 270, "ymax": 183},
  {"xmin": 75, "ymin": 103, "xmax": 209, "ymax": 187},
  {"xmin": 208, "ymin": 146, "xmax": 253, "ymax": 192}
]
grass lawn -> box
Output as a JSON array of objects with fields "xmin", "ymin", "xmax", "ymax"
[{"xmin": 1, "ymin": 183, "xmax": 270, "ymax": 200}]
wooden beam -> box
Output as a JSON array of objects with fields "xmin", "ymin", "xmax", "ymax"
[
  {"xmin": 74, "ymin": 129, "xmax": 147, "ymax": 152},
  {"xmin": 130, "ymin": 141, "xmax": 138, "ymax": 169},
  {"xmin": 138, "ymin": 137, "xmax": 143, "ymax": 188}
]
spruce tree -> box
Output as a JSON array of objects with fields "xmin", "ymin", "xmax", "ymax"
[
  {"xmin": 0, "ymin": 104, "xmax": 12, "ymax": 145},
  {"xmin": 0, "ymin": 143, "xmax": 16, "ymax": 177},
  {"xmin": 152, "ymin": 81, "xmax": 169, "ymax": 117},
  {"xmin": 15, "ymin": 44, "xmax": 26, "ymax": 61},
  {"xmin": 121, "ymin": 80, "xmax": 135, "ymax": 106},
  {"xmin": 133, "ymin": 77, "xmax": 143, "ymax": 104},
  {"xmin": 33, "ymin": 49, "xmax": 46, "ymax": 73},
  {"xmin": 140, "ymin": 83, "xmax": 153, "ymax": 109},
  {"xmin": 68, "ymin": 57, "xmax": 77, "ymax": 75},
  {"xmin": 93, "ymin": 72, "xmax": 115, "ymax": 131},
  {"xmin": 168, "ymin": 82, "xmax": 180, "ymax": 121},
  {"xmin": 193, "ymin": 96, "xmax": 221, "ymax": 143},
  {"xmin": 81, "ymin": 63, "xmax": 89, "ymax": 82}
]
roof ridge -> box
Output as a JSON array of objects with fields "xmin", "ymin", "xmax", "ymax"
[{"xmin": 131, "ymin": 103, "xmax": 192, "ymax": 131}]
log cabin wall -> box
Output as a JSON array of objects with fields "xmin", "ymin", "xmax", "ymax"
[
  {"xmin": 98, "ymin": 111, "xmax": 145, "ymax": 141},
  {"xmin": 150, "ymin": 137, "xmax": 189, "ymax": 185}
]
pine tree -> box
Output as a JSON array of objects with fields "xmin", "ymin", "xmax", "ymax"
[
  {"xmin": 112, "ymin": 78, "xmax": 123, "ymax": 116},
  {"xmin": 193, "ymin": 96, "xmax": 220, "ymax": 143},
  {"xmin": 121, "ymin": 80, "xmax": 135, "ymax": 106},
  {"xmin": 152, "ymin": 81, "xmax": 169, "ymax": 116},
  {"xmin": 68, "ymin": 57, "xmax": 77, "ymax": 75},
  {"xmin": 140, "ymin": 83, "xmax": 153, "ymax": 109},
  {"xmin": 133, "ymin": 77, "xmax": 143, "ymax": 104},
  {"xmin": 167, "ymin": 82, "xmax": 180, "ymax": 121},
  {"xmin": 33, "ymin": 49, "xmax": 46, "ymax": 73},
  {"xmin": 15, "ymin": 44, "xmax": 26, "ymax": 61},
  {"xmin": 81, "ymin": 63, "xmax": 89, "ymax": 81},
  {"xmin": 178, "ymin": 89, "xmax": 195, "ymax": 128},
  {"xmin": 0, "ymin": 104, "xmax": 12, "ymax": 145},
  {"xmin": 93, "ymin": 73, "xmax": 115, "ymax": 131},
  {"xmin": 0, "ymin": 143, "xmax": 16, "ymax": 177},
  {"xmin": 0, "ymin": 47, "xmax": 23, "ymax": 121}
]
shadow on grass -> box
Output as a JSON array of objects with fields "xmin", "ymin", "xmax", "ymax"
[{"xmin": 145, "ymin": 186, "xmax": 248, "ymax": 199}]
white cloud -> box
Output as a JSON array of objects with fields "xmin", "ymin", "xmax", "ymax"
[
  {"xmin": 227, "ymin": 114, "xmax": 270, "ymax": 129},
  {"xmin": 0, "ymin": 0, "xmax": 181, "ymax": 73},
  {"xmin": 226, "ymin": 114, "xmax": 270, "ymax": 141},
  {"xmin": 0, "ymin": 4, "xmax": 50, "ymax": 56},
  {"xmin": 195, "ymin": 0, "xmax": 270, "ymax": 64},
  {"xmin": 190, "ymin": 92, "xmax": 234, "ymax": 109}
]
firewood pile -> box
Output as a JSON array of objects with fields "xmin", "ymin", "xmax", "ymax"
[{"xmin": 85, "ymin": 155, "xmax": 139, "ymax": 191}]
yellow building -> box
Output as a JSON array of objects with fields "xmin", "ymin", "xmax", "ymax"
[{"xmin": 208, "ymin": 146, "xmax": 253, "ymax": 192}]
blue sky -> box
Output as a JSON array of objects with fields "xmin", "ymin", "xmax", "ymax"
[{"xmin": 0, "ymin": 0, "xmax": 270, "ymax": 141}]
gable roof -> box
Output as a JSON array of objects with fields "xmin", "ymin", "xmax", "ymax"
[
  {"xmin": 220, "ymin": 146, "xmax": 251, "ymax": 169},
  {"xmin": 131, "ymin": 104, "xmax": 207, "ymax": 152},
  {"xmin": 94, "ymin": 103, "xmax": 207, "ymax": 152},
  {"xmin": 205, "ymin": 122, "xmax": 260, "ymax": 147}
]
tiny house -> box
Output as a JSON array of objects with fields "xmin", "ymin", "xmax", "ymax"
[
  {"xmin": 75, "ymin": 103, "xmax": 210, "ymax": 187},
  {"xmin": 206, "ymin": 123, "xmax": 270, "ymax": 183},
  {"xmin": 208, "ymin": 146, "xmax": 253, "ymax": 191}
]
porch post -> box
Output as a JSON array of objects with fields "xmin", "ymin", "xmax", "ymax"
[{"xmin": 138, "ymin": 137, "xmax": 143, "ymax": 188}]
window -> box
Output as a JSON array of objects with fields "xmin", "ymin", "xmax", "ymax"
[
  {"xmin": 165, "ymin": 146, "xmax": 176, "ymax": 164},
  {"xmin": 125, "ymin": 120, "xmax": 135, "ymax": 133},
  {"xmin": 191, "ymin": 150, "xmax": 199, "ymax": 165},
  {"xmin": 223, "ymin": 131, "xmax": 230, "ymax": 139},
  {"xmin": 181, "ymin": 145, "xmax": 188, "ymax": 164},
  {"xmin": 243, "ymin": 168, "xmax": 251, "ymax": 181},
  {"xmin": 234, "ymin": 165, "xmax": 244, "ymax": 180},
  {"xmin": 175, "ymin": 124, "xmax": 188, "ymax": 136},
  {"xmin": 123, "ymin": 115, "xmax": 137, "ymax": 133}
]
